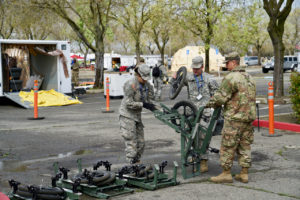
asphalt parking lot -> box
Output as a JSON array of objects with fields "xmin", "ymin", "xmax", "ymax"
[{"xmin": 0, "ymin": 89, "xmax": 300, "ymax": 199}]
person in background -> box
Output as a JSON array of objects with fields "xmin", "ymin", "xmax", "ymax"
[
  {"xmin": 152, "ymin": 58, "xmax": 168, "ymax": 101},
  {"xmin": 71, "ymin": 58, "xmax": 80, "ymax": 86}
]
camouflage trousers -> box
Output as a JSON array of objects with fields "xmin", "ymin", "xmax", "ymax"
[
  {"xmin": 197, "ymin": 108, "xmax": 213, "ymax": 160},
  {"xmin": 153, "ymin": 77, "xmax": 163, "ymax": 100},
  {"xmin": 119, "ymin": 116, "xmax": 145, "ymax": 163},
  {"xmin": 72, "ymin": 71, "xmax": 79, "ymax": 86},
  {"xmin": 220, "ymin": 120, "xmax": 254, "ymax": 170}
]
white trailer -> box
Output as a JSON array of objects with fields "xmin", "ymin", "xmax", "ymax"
[{"xmin": 0, "ymin": 39, "xmax": 71, "ymax": 108}]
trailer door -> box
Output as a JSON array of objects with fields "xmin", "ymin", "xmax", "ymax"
[{"xmin": 57, "ymin": 42, "xmax": 71, "ymax": 93}]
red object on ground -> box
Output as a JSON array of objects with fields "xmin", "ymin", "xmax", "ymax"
[
  {"xmin": 119, "ymin": 66, "xmax": 127, "ymax": 72},
  {"xmin": 253, "ymin": 119, "xmax": 300, "ymax": 133},
  {"xmin": 0, "ymin": 192, "xmax": 10, "ymax": 200},
  {"xmin": 71, "ymin": 54, "xmax": 84, "ymax": 59}
]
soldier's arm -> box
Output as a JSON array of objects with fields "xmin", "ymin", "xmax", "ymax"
[
  {"xmin": 123, "ymin": 82, "xmax": 143, "ymax": 110},
  {"xmin": 208, "ymin": 78, "xmax": 219, "ymax": 96},
  {"xmin": 147, "ymin": 83, "xmax": 155, "ymax": 103},
  {"xmin": 207, "ymin": 75, "xmax": 235, "ymax": 107}
]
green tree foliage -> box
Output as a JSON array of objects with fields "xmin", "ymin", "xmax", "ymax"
[
  {"xmin": 0, "ymin": 0, "xmax": 15, "ymax": 39},
  {"xmin": 283, "ymin": 8, "xmax": 300, "ymax": 55},
  {"xmin": 31, "ymin": 0, "xmax": 114, "ymax": 88},
  {"xmin": 179, "ymin": 0, "xmax": 228, "ymax": 72},
  {"xmin": 289, "ymin": 72, "xmax": 300, "ymax": 123},
  {"xmin": 112, "ymin": 0, "xmax": 152, "ymax": 64},
  {"xmin": 146, "ymin": 0, "xmax": 175, "ymax": 63}
]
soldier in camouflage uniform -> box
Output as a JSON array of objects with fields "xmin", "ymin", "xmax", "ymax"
[
  {"xmin": 206, "ymin": 52, "xmax": 256, "ymax": 183},
  {"xmin": 186, "ymin": 56, "xmax": 219, "ymax": 173},
  {"xmin": 153, "ymin": 58, "xmax": 168, "ymax": 101},
  {"xmin": 71, "ymin": 58, "xmax": 79, "ymax": 86},
  {"xmin": 119, "ymin": 64, "xmax": 156, "ymax": 164}
]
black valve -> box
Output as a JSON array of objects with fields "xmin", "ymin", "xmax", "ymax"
[
  {"xmin": 87, "ymin": 173, "xmax": 94, "ymax": 185},
  {"xmin": 159, "ymin": 161, "xmax": 168, "ymax": 173},
  {"xmin": 51, "ymin": 173, "xmax": 62, "ymax": 187},
  {"xmin": 103, "ymin": 161, "xmax": 112, "ymax": 171},
  {"xmin": 59, "ymin": 167, "xmax": 70, "ymax": 179},
  {"xmin": 28, "ymin": 185, "xmax": 38, "ymax": 200},
  {"xmin": 208, "ymin": 147, "xmax": 219, "ymax": 154},
  {"xmin": 72, "ymin": 178, "xmax": 81, "ymax": 193},
  {"xmin": 93, "ymin": 161, "xmax": 103, "ymax": 171},
  {"xmin": 8, "ymin": 180, "xmax": 20, "ymax": 194}
]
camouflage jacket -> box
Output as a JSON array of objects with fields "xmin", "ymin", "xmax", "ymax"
[
  {"xmin": 186, "ymin": 72, "xmax": 219, "ymax": 108},
  {"xmin": 206, "ymin": 66, "xmax": 256, "ymax": 122},
  {"xmin": 119, "ymin": 76, "xmax": 154, "ymax": 121}
]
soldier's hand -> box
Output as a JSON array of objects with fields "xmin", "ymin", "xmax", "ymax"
[{"xmin": 143, "ymin": 102, "xmax": 156, "ymax": 111}]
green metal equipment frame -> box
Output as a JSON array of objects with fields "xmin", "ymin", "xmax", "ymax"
[
  {"xmin": 120, "ymin": 161, "xmax": 179, "ymax": 190},
  {"xmin": 53, "ymin": 160, "xmax": 134, "ymax": 199},
  {"xmin": 153, "ymin": 102, "xmax": 221, "ymax": 179}
]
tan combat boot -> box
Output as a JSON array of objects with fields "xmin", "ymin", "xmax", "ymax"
[
  {"xmin": 200, "ymin": 160, "xmax": 208, "ymax": 173},
  {"xmin": 210, "ymin": 169, "xmax": 233, "ymax": 183},
  {"xmin": 235, "ymin": 167, "xmax": 248, "ymax": 183}
]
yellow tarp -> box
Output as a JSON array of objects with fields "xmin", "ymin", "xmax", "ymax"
[{"xmin": 19, "ymin": 89, "xmax": 82, "ymax": 107}]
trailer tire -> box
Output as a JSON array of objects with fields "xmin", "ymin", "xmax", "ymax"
[
  {"xmin": 18, "ymin": 185, "xmax": 65, "ymax": 195},
  {"xmin": 16, "ymin": 190, "xmax": 65, "ymax": 200},
  {"xmin": 95, "ymin": 172, "xmax": 116, "ymax": 186},
  {"xmin": 171, "ymin": 100, "xmax": 197, "ymax": 131},
  {"xmin": 169, "ymin": 66, "xmax": 187, "ymax": 100},
  {"xmin": 72, "ymin": 170, "xmax": 110, "ymax": 184}
]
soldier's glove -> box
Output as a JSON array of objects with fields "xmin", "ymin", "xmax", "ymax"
[{"xmin": 143, "ymin": 102, "xmax": 156, "ymax": 111}]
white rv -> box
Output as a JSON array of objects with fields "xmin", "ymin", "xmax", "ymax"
[{"xmin": 0, "ymin": 39, "xmax": 71, "ymax": 108}]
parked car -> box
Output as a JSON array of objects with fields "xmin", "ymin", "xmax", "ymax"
[
  {"xmin": 262, "ymin": 56, "xmax": 298, "ymax": 73},
  {"xmin": 245, "ymin": 56, "xmax": 259, "ymax": 66}
]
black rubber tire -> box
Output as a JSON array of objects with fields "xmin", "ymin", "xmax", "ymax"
[
  {"xmin": 138, "ymin": 165, "xmax": 152, "ymax": 176},
  {"xmin": 16, "ymin": 190, "xmax": 65, "ymax": 200},
  {"xmin": 262, "ymin": 68, "xmax": 268, "ymax": 73},
  {"xmin": 72, "ymin": 170, "xmax": 110, "ymax": 184},
  {"xmin": 171, "ymin": 100, "xmax": 197, "ymax": 131},
  {"xmin": 169, "ymin": 66, "xmax": 187, "ymax": 100},
  {"xmin": 18, "ymin": 185, "xmax": 65, "ymax": 195},
  {"xmin": 95, "ymin": 172, "xmax": 116, "ymax": 186},
  {"xmin": 291, "ymin": 65, "xmax": 297, "ymax": 72}
]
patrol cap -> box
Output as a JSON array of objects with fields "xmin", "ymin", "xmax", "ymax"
[
  {"xmin": 137, "ymin": 64, "xmax": 151, "ymax": 81},
  {"xmin": 191, "ymin": 56, "xmax": 204, "ymax": 69},
  {"xmin": 224, "ymin": 52, "xmax": 240, "ymax": 63},
  {"xmin": 140, "ymin": 57, "xmax": 145, "ymax": 63}
]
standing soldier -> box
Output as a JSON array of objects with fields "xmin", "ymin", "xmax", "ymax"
[
  {"xmin": 206, "ymin": 52, "xmax": 256, "ymax": 183},
  {"xmin": 186, "ymin": 56, "xmax": 219, "ymax": 173},
  {"xmin": 71, "ymin": 58, "xmax": 80, "ymax": 86},
  {"xmin": 152, "ymin": 58, "xmax": 168, "ymax": 101},
  {"xmin": 119, "ymin": 64, "xmax": 156, "ymax": 164}
]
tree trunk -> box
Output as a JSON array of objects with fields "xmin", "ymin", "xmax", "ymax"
[
  {"xmin": 94, "ymin": 39, "xmax": 105, "ymax": 88},
  {"xmin": 135, "ymin": 39, "xmax": 141, "ymax": 64},
  {"xmin": 257, "ymin": 45, "xmax": 262, "ymax": 66},
  {"xmin": 204, "ymin": 43, "xmax": 210, "ymax": 73},
  {"xmin": 272, "ymin": 39, "xmax": 285, "ymax": 97},
  {"xmin": 83, "ymin": 48, "xmax": 88, "ymax": 68}
]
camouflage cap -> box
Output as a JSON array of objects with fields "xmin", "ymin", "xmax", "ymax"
[
  {"xmin": 224, "ymin": 52, "xmax": 240, "ymax": 63},
  {"xmin": 140, "ymin": 57, "xmax": 145, "ymax": 63},
  {"xmin": 137, "ymin": 64, "xmax": 151, "ymax": 81},
  {"xmin": 191, "ymin": 56, "xmax": 204, "ymax": 69}
]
